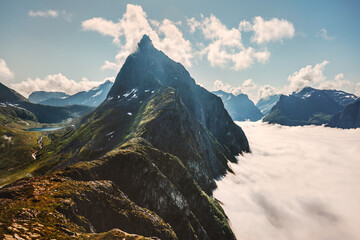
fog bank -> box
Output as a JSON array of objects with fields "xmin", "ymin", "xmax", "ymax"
[{"xmin": 214, "ymin": 122, "xmax": 360, "ymax": 240}]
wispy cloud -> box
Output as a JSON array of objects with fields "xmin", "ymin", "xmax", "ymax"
[
  {"xmin": 28, "ymin": 9, "xmax": 72, "ymax": 21},
  {"xmin": 215, "ymin": 121, "xmax": 360, "ymax": 240},
  {"xmin": 317, "ymin": 28, "xmax": 335, "ymax": 40},
  {"xmin": 0, "ymin": 59, "xmax": 14, "ymax": 81},
  {"xmin": 28, "ymin": 10, "xmax": 59, "ymax": 18}
]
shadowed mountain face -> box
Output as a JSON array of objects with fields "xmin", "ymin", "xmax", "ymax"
[
  {"xmin": 256, "ymin": 94, "xmax": 280, "ymax": 116},
  {"xmin": 328, "ymin": 100, "xmax": 360, "ymax": 129},
  {"xmin": 213, "ymin": 90, "xmax": 263, "ymax": 121},
  {"xmin": 38, "ymin": 80, "xmax": 113, "ymax": 107},
  {"xmin": 264, "ymin": 87, "xmax": 358, "ymax": 126},
  {"xmin": 0, "ymin": 82, "xmax": 93, "ymax": 123},
  {"xmin": 28, "ymin": 91, "xmax": 69, "ymax": 104},
  {"xmin": 18, "ymin": 35, "xmax": 248, "ymax": 239}
]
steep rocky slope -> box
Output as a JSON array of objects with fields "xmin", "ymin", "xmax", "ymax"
[
  {"xmin": 213, "ymin": 90, "xmax": 263, "ymax": 121},
  {"xmin": 0, "ymin": 175, "xmax": 176, "ymax": 239}
]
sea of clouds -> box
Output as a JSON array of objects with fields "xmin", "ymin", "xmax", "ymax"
[{"xmin": 214, "ymin": 121, "xmax": 360, "ymax": 240}]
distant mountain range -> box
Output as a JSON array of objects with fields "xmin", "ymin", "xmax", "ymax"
[
  {"xmin": 28, "ymin": 80, "xmax": 113, "ymax": 107},
  {"xmin": 0, "ymin": 82, "xmax": 93, "ymax": 124},
  {"xmin": 264, "ymin": 87, "xmax": 359, "ymax": 127},
  {"xmin": 213, "ymin": 90, "xmax": 263, "ymax": 121},
  {"xmin": 28, "ymin": 91, "xmax": 69, "ymax": 103},
  {"xmin": 256, "ymin": 94, "xmax": 280, "ymax": 116}
]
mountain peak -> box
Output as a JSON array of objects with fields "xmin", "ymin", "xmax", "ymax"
[{"xmin": 138, "ymin": 34, "xmax": 154, "ymax": 50}]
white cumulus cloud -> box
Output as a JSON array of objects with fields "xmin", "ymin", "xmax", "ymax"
[
  {"xmin": 355, "ymin": 83, "xmax": 360, "ymax": 97},
  {"xmin": 82, "ymin": 4, "xmax": 193, "ymax": 71},
  {"xmin": 213, "ymin": 80, "xmax": 243, "ymax": 96},
  {"xmin": 286, "ymin": 60, "xmax": 329, "ymax": 93},
  {"xmin": 213, "ymin": 79, "xmax": 259, "ymax": 100},
  {"xmin": 250, "ymin": 17, "xmax": 295, "ymax": 44},
  {"xmin": 239, "ymin": 17, "xmax": 295, "ymax": 44},
  {"xmin": 188, "ymin": 15, "xmax": 272, "ymax": 70},
  {"xmin": 0, "ymin": 59, "xmax": 14, "ymax": 81},
  {"xmin": 257, "ymin": 85, "xmax": 277, "ymax": 100},
  {"xmin": 10, "ymin": 73, "xmax": 114, "ymax": 98}
]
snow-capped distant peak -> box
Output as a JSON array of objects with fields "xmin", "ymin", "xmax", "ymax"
[{"xmin": 90, "ymin": 90, "xmax": 103, "ymax": 99}]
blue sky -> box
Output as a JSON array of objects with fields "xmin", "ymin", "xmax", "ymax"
[{"xmin": 0, "ymin": 0, "xmax": 359, "ymax": 101}]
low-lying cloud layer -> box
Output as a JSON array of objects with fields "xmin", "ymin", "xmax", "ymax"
[{"xmin": 214, "ymin": 122, "xmax": 360, "ymax": 240}]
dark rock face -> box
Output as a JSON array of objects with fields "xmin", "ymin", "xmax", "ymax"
[
  {"xmin": 213, "ymin": 90, "xmax": 263, "ymax": 121},
  {"xmin": 39, "ymin": 80, "xmax": 113, "ymax": 107},
  {"xmin": 28, "ymin": 91, "xmax": 69, "ymax": 104},
  {"xmin": 264, "ymin": 87, "xmax": 358, "ymax": 126},
  {"xmin": 0, "ymin": 82, "xmax": 94, "ymax": 123},
  {"xmin": 256, "ymin": 94, "xmax": 280, "ymax": 116},
  {"xmin": 328, "ymin": 100, "xmax": 360, "ymax": 129}
]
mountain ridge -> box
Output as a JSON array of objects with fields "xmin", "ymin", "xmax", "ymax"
[
  {"xmin": 264, "ymin": 86, "xmax": 358, "ymax": 126},
  {"xmin": 0, "ymin": 82, "xmax": 93, "ymax": 123},
  {"xmin": 213, "ymin": 90, "xmax": 263, "ymax": 121},
  {"xmin": 38, "ymin": 80, "xmax": 113, "ymax": 107}
]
